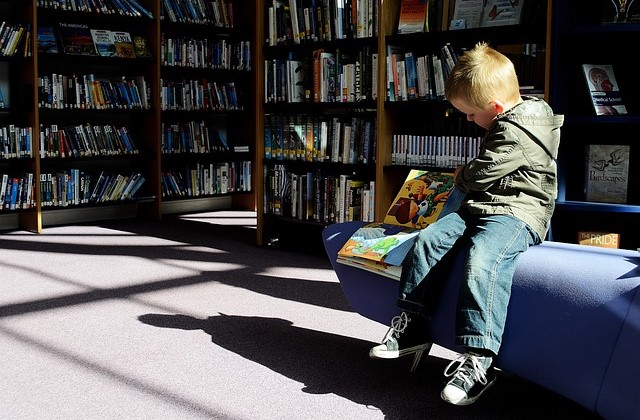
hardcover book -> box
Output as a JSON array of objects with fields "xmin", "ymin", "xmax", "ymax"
[
  {"xmin": 397, "ymin": 0, "xmax": 429, "ymax": 34},
  {"xmin": 582, "ymin": 64, "xmax": 627, "ymax": 115},
  {"xmin": 479, "ymin": 0, "xmax": 525, "ymax": 27},
  {"xmin": 91, "ymin": 29, "xmax": 116, "ymax": 57},
  {"xmin": 58, "ymin": 22, "xmax": 98, "ymax": 56},
  {"xmin": 585, "ymin": 144, "xmax": 630, "ymax": 204},
  {"xmin": 336, "ymin": 169, "xmax": 465, "ymax": 280}
]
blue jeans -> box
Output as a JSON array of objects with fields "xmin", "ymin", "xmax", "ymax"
[{"xmin": 398, "ymin": 210, "xmax": 540, "ymax": 355}]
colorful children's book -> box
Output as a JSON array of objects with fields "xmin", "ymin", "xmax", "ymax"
[{"xmin": 336, "ymin": 169, "xmax": 465, "ymax": 280}]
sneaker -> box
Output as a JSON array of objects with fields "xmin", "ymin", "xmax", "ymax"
[
  {"xmin": 369, "ymin": 312, "xmax": 431, "ymax": 366},
  {"xmin": 441, "ymin": 352, "xmax": 496, "ymax": 406}
]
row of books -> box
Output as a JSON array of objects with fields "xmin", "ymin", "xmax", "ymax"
[
  {"xmin": 1, "ymin": 126, "xmax": 34, "ymax": 160},
  {"xmin": 40, "ymin": 170, "xmax": 146, "ymax": 207},
  {"xmin": 38, "ymin": 74, "xmax": 150, "ymax": 110},
  {"xmin": 161, "ymin": 0, "xmax": 234, "ymax": 27},
  {"xmin": 37, "ymin": 0, "xmax": 154, "ymax": 18},
  {"xmin": 160, "ymin": 79, "xmax": 241, "ymax": 111},
  {"xmin": 266, "ymin": 0, "xmax": 378, "ymax": 46},
  {"xmin": 391, "ymin": 133, "xmax": 482, "ymax": 168},
  {"xmin": 161, "ymin": 160, "xmax": 252, "ymax": 197},
  {"xmin": 264, "ymin": 114, "xmax": 376, "ymax": 164},
  {"xmin": 1, "ymin": 174, "xmax": 35, "ymax": 211},
  {"xmin": 161, "ymin": 35, "xmax": 251, "ymax": 71},
  {"xmin": 265, "ymin": 46, "xmax": 378, "ymax": 104},
  {"xmin": 386, "ymin": 43, "xmax": 459, "ymax": 102},
  {"xmin": 0, "ymin": 22, "xmax": 30, "ymax": 57},
  {"xmin": 37, "ymin": 24, "xmax": 151, "ymax": 58},
  {"xmin": 264, "ymin": 164, "xmax": 375, "ymax": 223},
  {"xmin": 39, "ymin": 124, "xmax": 138, "ymax": 159},
  {"xmin": 161, "ymin": 121, "xmax": 231, "ymax": 154}
]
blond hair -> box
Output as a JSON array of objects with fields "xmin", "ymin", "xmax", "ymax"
[{"xmin": 444, "ymin": 42, "xmax": 520, "ymax": 109}]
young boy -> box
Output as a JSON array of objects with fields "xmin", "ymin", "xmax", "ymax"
[{"xmin": 369, "ymin": 42, "xmax": 564, "ymax": 406}]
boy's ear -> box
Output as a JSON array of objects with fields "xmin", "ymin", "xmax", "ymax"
[{"xmin": 490, "ymin": 100, "xmax": 505, "ymax": 114}]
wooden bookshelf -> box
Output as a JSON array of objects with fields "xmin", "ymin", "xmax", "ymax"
[{"xmin": 0, "ymin": 0, "xmax": 256, "ymax": 233}]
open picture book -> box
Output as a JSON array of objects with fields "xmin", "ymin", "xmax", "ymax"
[{"xmin": 336, "ymin": 169, "xmax": 465, "ymax": 280}]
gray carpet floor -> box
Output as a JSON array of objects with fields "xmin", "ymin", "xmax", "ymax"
[{"xmin": 0, "ymin": 210, "xmax": 600, "ymax": 419}]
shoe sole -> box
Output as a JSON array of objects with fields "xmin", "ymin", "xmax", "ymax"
[
  {"xmin": 441, "ymin": 376, "xmax": 497, "ymax": 406},
  {"xmin": 369, "ymin": 343, "xmax": 430, "ymax": 359}
]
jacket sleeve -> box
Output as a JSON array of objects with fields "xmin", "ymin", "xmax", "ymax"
[{"xmin": 454, "ymin": 123, "xmax": 523, "ymax": 193}]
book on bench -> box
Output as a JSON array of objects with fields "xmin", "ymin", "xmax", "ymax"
[{"xmin": 336, "ymin": 169, "xmax": 465, "ymax": 280}]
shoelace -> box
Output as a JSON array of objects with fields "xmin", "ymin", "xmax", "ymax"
[
  {"xmin": 382, "ymin": 312, "xmax": 410, "ymax": 341},
  {"xmin": 443, "ymin": 353, "xmax": 488, "ymax": 387}
]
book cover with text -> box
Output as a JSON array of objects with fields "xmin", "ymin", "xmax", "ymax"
[
  {"xmin": 58, "ymin": 22, "xmax": 98, "ymax": 56},
  {"xmin": 585, "ymin": 144, "xmax": 630, "ymax": 204},
  {"xmin": 397, "ymin": 0, "xmax": 429, "ymax": 34},
  {"xmin": 582, "ymin": 64, "xmax": 627, "ymax": 115},
  {"xmin": 480, "ymin": 0, "xmax": 525, "ymax": 27},
  {"xmin": 112, "ymin": 31, "xmax": 136, "ymax": 58},
  {"xmin": 91, "ymin": 29, "xmax": 116, "ymax": 57}
]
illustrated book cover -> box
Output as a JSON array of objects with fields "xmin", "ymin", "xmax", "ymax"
[
  {"xmin": 479, "ymin": 0, "xmax": 525, "ymax": 27},
  {"xmin": 132, "ymin": 35, "xmax": 152, "ymax": 58},
  {"xmin": 582, "ymin": 64, "xmax": 627, "ymax": 115},
  {"xmin": 336, "ymin": 169, "xmax": 465, "ymax": 280},
  {"xmin": 111, "ymin": 31, "xmax": 136, "ymax": 58},
  {"xmin": 90, "ymin": 29, "xmax": 116, "ymax": 57},
  {"xmin": 57, "ymin": 22, "xmax": 98, "ymax": 56},
  {"xmin": 397, "ymin": 0, "xmax": 429, "ymax": 34},
  {"xmin": 585, "ymin": 144, "xmax": 630, "ymax": 204},
  {"xmin": 37, "ymin": 26, "xmax": 59, "ymax": 54}
]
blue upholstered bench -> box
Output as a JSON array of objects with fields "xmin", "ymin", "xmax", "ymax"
[{"xmin": 323, "ymin": 221, "xmax": 640, "ymax": 420}]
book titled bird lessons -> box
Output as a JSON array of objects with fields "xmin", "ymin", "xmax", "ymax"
[{"xmin": 336, "ymin": 169, "xmax": 464, "ymax": 280}]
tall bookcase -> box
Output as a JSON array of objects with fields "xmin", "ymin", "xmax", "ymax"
[
  {"xmin": 548, "ymin": 0, "xmax": 640, "ymax": 249},
  {"xmin": 256, "ymin": 0, "xmax": 379, "ymax": 250},
  {"xmin": 0, "ymin": 0, "xmax": 256, "ymax": 233},
  {"xmin": 254, "ymin": 0, "xmax": 552, "ymax": 251}
]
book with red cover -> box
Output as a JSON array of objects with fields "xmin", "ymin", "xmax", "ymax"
[{"xmin": 57, "ymin": 22, "xmax": 98, "ymax": 56}]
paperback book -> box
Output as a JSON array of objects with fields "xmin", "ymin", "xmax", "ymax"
[
  {"xmin": 112, "ymin": 31, "xmax": 136, "ymax": 58},
  {"xmin": 397, "ymin": 0, "xmax": 429, "ymax": 34},
  {"xmin": 585, "ymin": 144, "xmax": 630, "ymax": 204},
  {"xmin": 91, "ymin": 29, "xmax": 116, "ymax": 57},
  {"xmin": 479, "ymin": 0, "xmax": 525, "ymax": 27},
  {"xmin": 336, "ymin": 169, "xmax": 465, "ymax": 280},
  {"xmin": 582, "ymin": 64, "xmax": 627, "ymax": 115}
]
